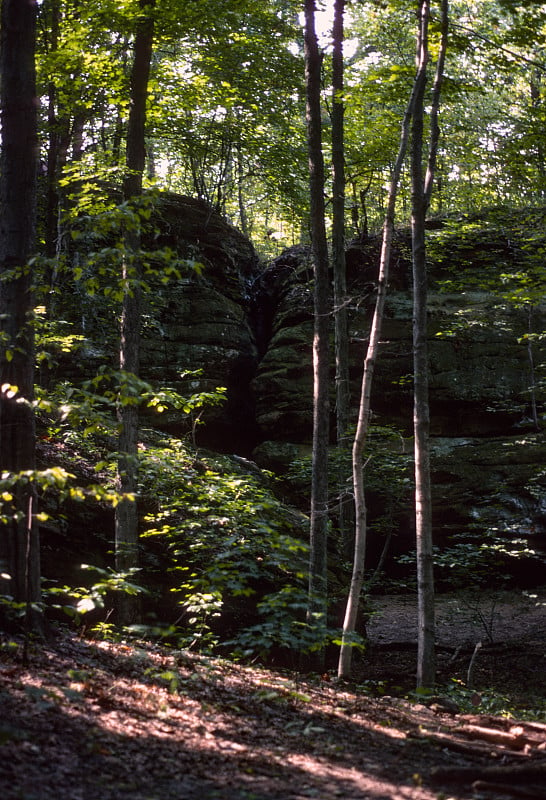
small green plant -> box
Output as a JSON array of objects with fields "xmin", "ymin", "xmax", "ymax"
[
  {"xmin": 45, "ymin": 564, "xmax": 146, "ymax": 623},
  {"xmin": 397, "ymin": 529, "xmax": 545, "ymax": 592},
  {"xmin": 140, "ymin": 439, "xmax": 311, "ymax": 656},
  {"xmin": 441, "ymin": 678, "xmax": 517, "ymax": 717},
  {"xmin": 227, "ymin": 586, "xmax": 358, "ymax": 661},
  {"xmin": 144, "ymin": 667, "xmax": 180, "ymax": 694}
]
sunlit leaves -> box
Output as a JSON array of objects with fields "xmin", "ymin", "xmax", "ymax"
[
  {"xmin": 138, "ymin": 434, "xmax": 311, "ymax": 654},
  {"xmin": 46, "ymin": 564, "xmax": 146, "ymax": 620}
]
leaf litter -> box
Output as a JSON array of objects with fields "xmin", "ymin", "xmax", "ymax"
[{"xmin": 0, "ymin": 604, "xmax": 544, "ymax": 800}]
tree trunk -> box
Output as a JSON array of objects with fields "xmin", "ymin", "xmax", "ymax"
[
  {"xmin": 332, "ymin": 0, "xmax": 349, "ymax": 446},
  {"xmin": 337, "ymin": 65, "xmax": 420, "ymax": 680},
  {"xmin": 414, "ymin": 0, "xmax": 448, "ymax": 690},
  {"xmin": 331, "ymin": 0, "xmax": 353, "ymax": 556},
  {"xmin": 304, "ymin": 0, "xmax": 330, "ymax": 664},
  {"xmin": 0, "ymin": 0, "xmax": 40, "ymax": 627},
  {"xmin": 411, "ymin": 0, "xmax": 447, "ymax": 690},
  {"xmin": 115, "ymin": 0, "xmax": 154, "ymax": 628}
]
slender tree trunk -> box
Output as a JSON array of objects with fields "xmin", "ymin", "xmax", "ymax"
[
  {"xmin": 331, "ymin": 0, "xmax": 353, "ymax": 555},
  {"xmin": 424, "ymin": 0, "xmax": 448, "ymax": 210},
  {"xmin": 337, "ymin": 71, "xmax": 420, "ymax": 680},
  {"xmin": 525, "ymin": 305, "xmax": 540, "ymax": 430},
  {"xmin": 0, "ymin": 0, "xmax": 40, "ymax": 627},
  {"xmin": 115, "ymin": 0, "xmax": 154, "ymax": 627},
  {"xmin": 43, "ymin": 0, "xmax": 62, "ymax": 263},
  {"xmin": 412, "ymin": 0, "xmax": 448, "ymax": 690},
  {"xmin": 236, "ymin": 138, "xmax": 249, "ymax": 238},
  {"xmin": 332, "ymin": 0, "xmax": 349, "ymax": 445},
  {"xmin": 304, "ymin": 0, "xmax": 330, "ymax": 663}
]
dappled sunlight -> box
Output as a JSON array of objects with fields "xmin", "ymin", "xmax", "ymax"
[
  {"xmin": 0, "ymin": 631, "xmax": 465, "ymax": 799},
  {"xmin": 3, "ymin": 627, "xmax": 544, "ymax": 800}
]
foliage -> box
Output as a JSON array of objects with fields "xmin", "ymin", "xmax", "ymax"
[
  {"xmin": 440, "ymin": 678, "xmax": 545, "ymax": 720},
  {"xmin": 398, "ymin": 529, "xmax": 546, "ymax": 592},
  {"xmin": 140, "ymin": 438, "xmax": 314, "ymax": 656},
  {"xmin": 286, "ymin": 424, "xmax": 413, "ymax": 560},
  {"xmin": 0, "ymin": 464, "xmax": 129, "ymax": 525},
  {"xmin": 26, "ymin": 341, "xmax": 339, "ymax": 660},
  {"xmin": 45, "ymin": 564, "xmax": 146, "ymax": 621},
  {"xmin": 226, "ymin": 586, "xmax": 360, "ymax": 661}
]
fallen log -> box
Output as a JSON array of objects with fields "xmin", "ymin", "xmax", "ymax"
[
  {"xmin": 471, "ymin": 780, "xmax": 546, "ymax": 799},
  {"xmin": 431, "ymin": 760, "xmax": 546, "ymax": 785},
  {"xmin": 456, "ymin": 724, "xmax": 527, "ymax": 750},
  {"xmin": 413, "ymin": 728, "xmax": 531, "ymax": 759}
]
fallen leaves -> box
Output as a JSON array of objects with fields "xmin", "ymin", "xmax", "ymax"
[{"xmin": 0, "ymin": 629, "xmax": 544, "ymax": 800}]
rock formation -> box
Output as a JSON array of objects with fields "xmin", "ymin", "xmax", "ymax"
[{"xmin": 133, "ymin": 197, "xmax": 546, "ymax": 583}]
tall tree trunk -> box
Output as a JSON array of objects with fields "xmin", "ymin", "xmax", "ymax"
[
  {"xmin": 337, "ymin": 68, "xmax": 421, "ymax": 680},
  {"xmin": 331, "ymin": 0, "xmax": 352, "ymax": 555},
  {"xmin": 304, "ymin": 0, "xmax": 330, "ymax": 663},
  {"xmin": 412, "ymin": 0, "xmax": 448, "ymax": 690},
  {"xmin": 115, "ymin": 0, "xmax": 154, "ymax": 627},
  {"xmin": 332, "ymin": 0, "xmax": 349, "ymax": 445},
  {"xmin": 0, "ymin": 0, "xmax": 40, "ymax": 627},
  {"xmin": 43, "ymin": 0, "xmax": 62, "ymax": 263}
]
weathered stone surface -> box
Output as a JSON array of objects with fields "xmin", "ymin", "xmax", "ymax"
[
  {"xmin": 249, "ymin": 224, "xmax": 546, "ymax": 568},
  {"xmin": 128, "ymin": 197, "xmax": 545, "ymax": 570},
  {"xmin": 139, "ymin": 194, "xmax": 262, "ymax": 451},
  {"xmin": 252, "ymin": 243, "xmax": 545, "ymax": 441}
]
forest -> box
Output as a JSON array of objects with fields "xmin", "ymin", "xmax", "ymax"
[{"xmin": 0, "ymin": 1, "xmax": 545, "ymax": 798}]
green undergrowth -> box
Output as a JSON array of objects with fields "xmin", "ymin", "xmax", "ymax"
[{"xmin": 34, "ymin": 393, "xmax": 338, "ymax": 659}]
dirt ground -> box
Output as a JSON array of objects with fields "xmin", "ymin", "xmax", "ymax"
[
  {"xmin": 0, "ymin": 591, "xmax": 544, "ymax": 800},
  {"xmin": 368, "ymin": 591, "xmax": 546, "ymax": 647},
  {"xmin": 363, "ymin": 590, "xmax": 546, "ymax": 699}
]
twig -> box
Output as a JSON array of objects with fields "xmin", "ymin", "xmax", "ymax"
[{"xmin": 467, "ymin": 640, "xmax": 482, "ymax": 688}]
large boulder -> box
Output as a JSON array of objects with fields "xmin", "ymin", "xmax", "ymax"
[
  {"xmin": 139, "ymin": 194, "xmax": 262, "ymax": 451},
  {"xmin": 253, "ymin": 229, "xmax": 546, "ymax": 441}
]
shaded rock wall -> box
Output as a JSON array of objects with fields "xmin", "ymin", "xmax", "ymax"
[
  {"xmin": 139, "ymin": 195, "xmax": 262, "ymax": 452},
  {"xmin": 253, "ymin": 234, "xmax": 545, "ymax": 443},
  {"xmin": 134, "ymin": 197, "xmax": 546, "ymax": 579},
  {"xmin": 248, "ymin": 229, "xmax": 546, "ymax": 576}
]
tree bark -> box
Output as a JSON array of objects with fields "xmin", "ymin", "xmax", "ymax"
[
  {"xmin": 331, "ymin": 0, "xmax": 353, "ymax": 557},
  {"xmin": 0, "ymin": 0, "xmax": 40, "ymax": 626},
  {"xmin": 332, "ymin": 0, "xmax": 349, "ymax": 446},
  {"xmin": 337, "ymin": 66, "xmax": 421, "ymax": 680},
  {"xmin": 413, "ymin": 0, "xmax": 448, "ymax": 690},
  {"xmin": 115, "ymin": 0, "xmax": 155, "ymax": 627},
  {"xmin": 411, "ymin": 0, "xmax": 449, "ymax": 690},
  {"xmin": 304, "ymin": 0, "xmax": 330, "ymax": 664}
]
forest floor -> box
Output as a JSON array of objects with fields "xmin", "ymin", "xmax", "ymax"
[{"xmin": 1, "ymin": 590, "xmax": 545, "ymax": 800}]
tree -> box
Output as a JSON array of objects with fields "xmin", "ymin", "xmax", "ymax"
[
  {"xmin": 337, "ymin": 19, "xmax": 422, "ymax": 682},
  {"xmin": 115, "ymin": 0, "xmax": 155, "ymax": 627},
  {"xmin": 0, "ymin": 0, "xmax": 41, "ymax": 628},
  {"xmin": 37, "ymin": 0, "xmax": 131, "ymax": 297},
  {"xmin": 330, "ymin": 0, "xmax": 354, "ymax": 557},
  {"xmin": 411, "ymin": 0, "xmax": 448, "ymax": 689},
  {"xmin": 304, "ymin": 0, "xmax": 330, "ymax": 662},
  {"xmin": 332, "ymin": 0, "xmax": 349, "ymax": 446},
  {"xmin": 337, "ymin": 0, "xmax": 449, "ymax": 680}
]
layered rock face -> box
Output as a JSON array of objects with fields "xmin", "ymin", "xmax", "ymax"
[
  {"xmin": 253, "ymin": 231, "xmax": 545, "ymax": 442},
  {"xmin": 250, "ymin": 226, "xmax": 546, "ymax": 580},
  {"xmin": 139, "ymin": 195, "xmax": 262, "ymax": 451},
  {"xmin": 137, "ymin": 197, "xmax": 546, "ymax": 581}
]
